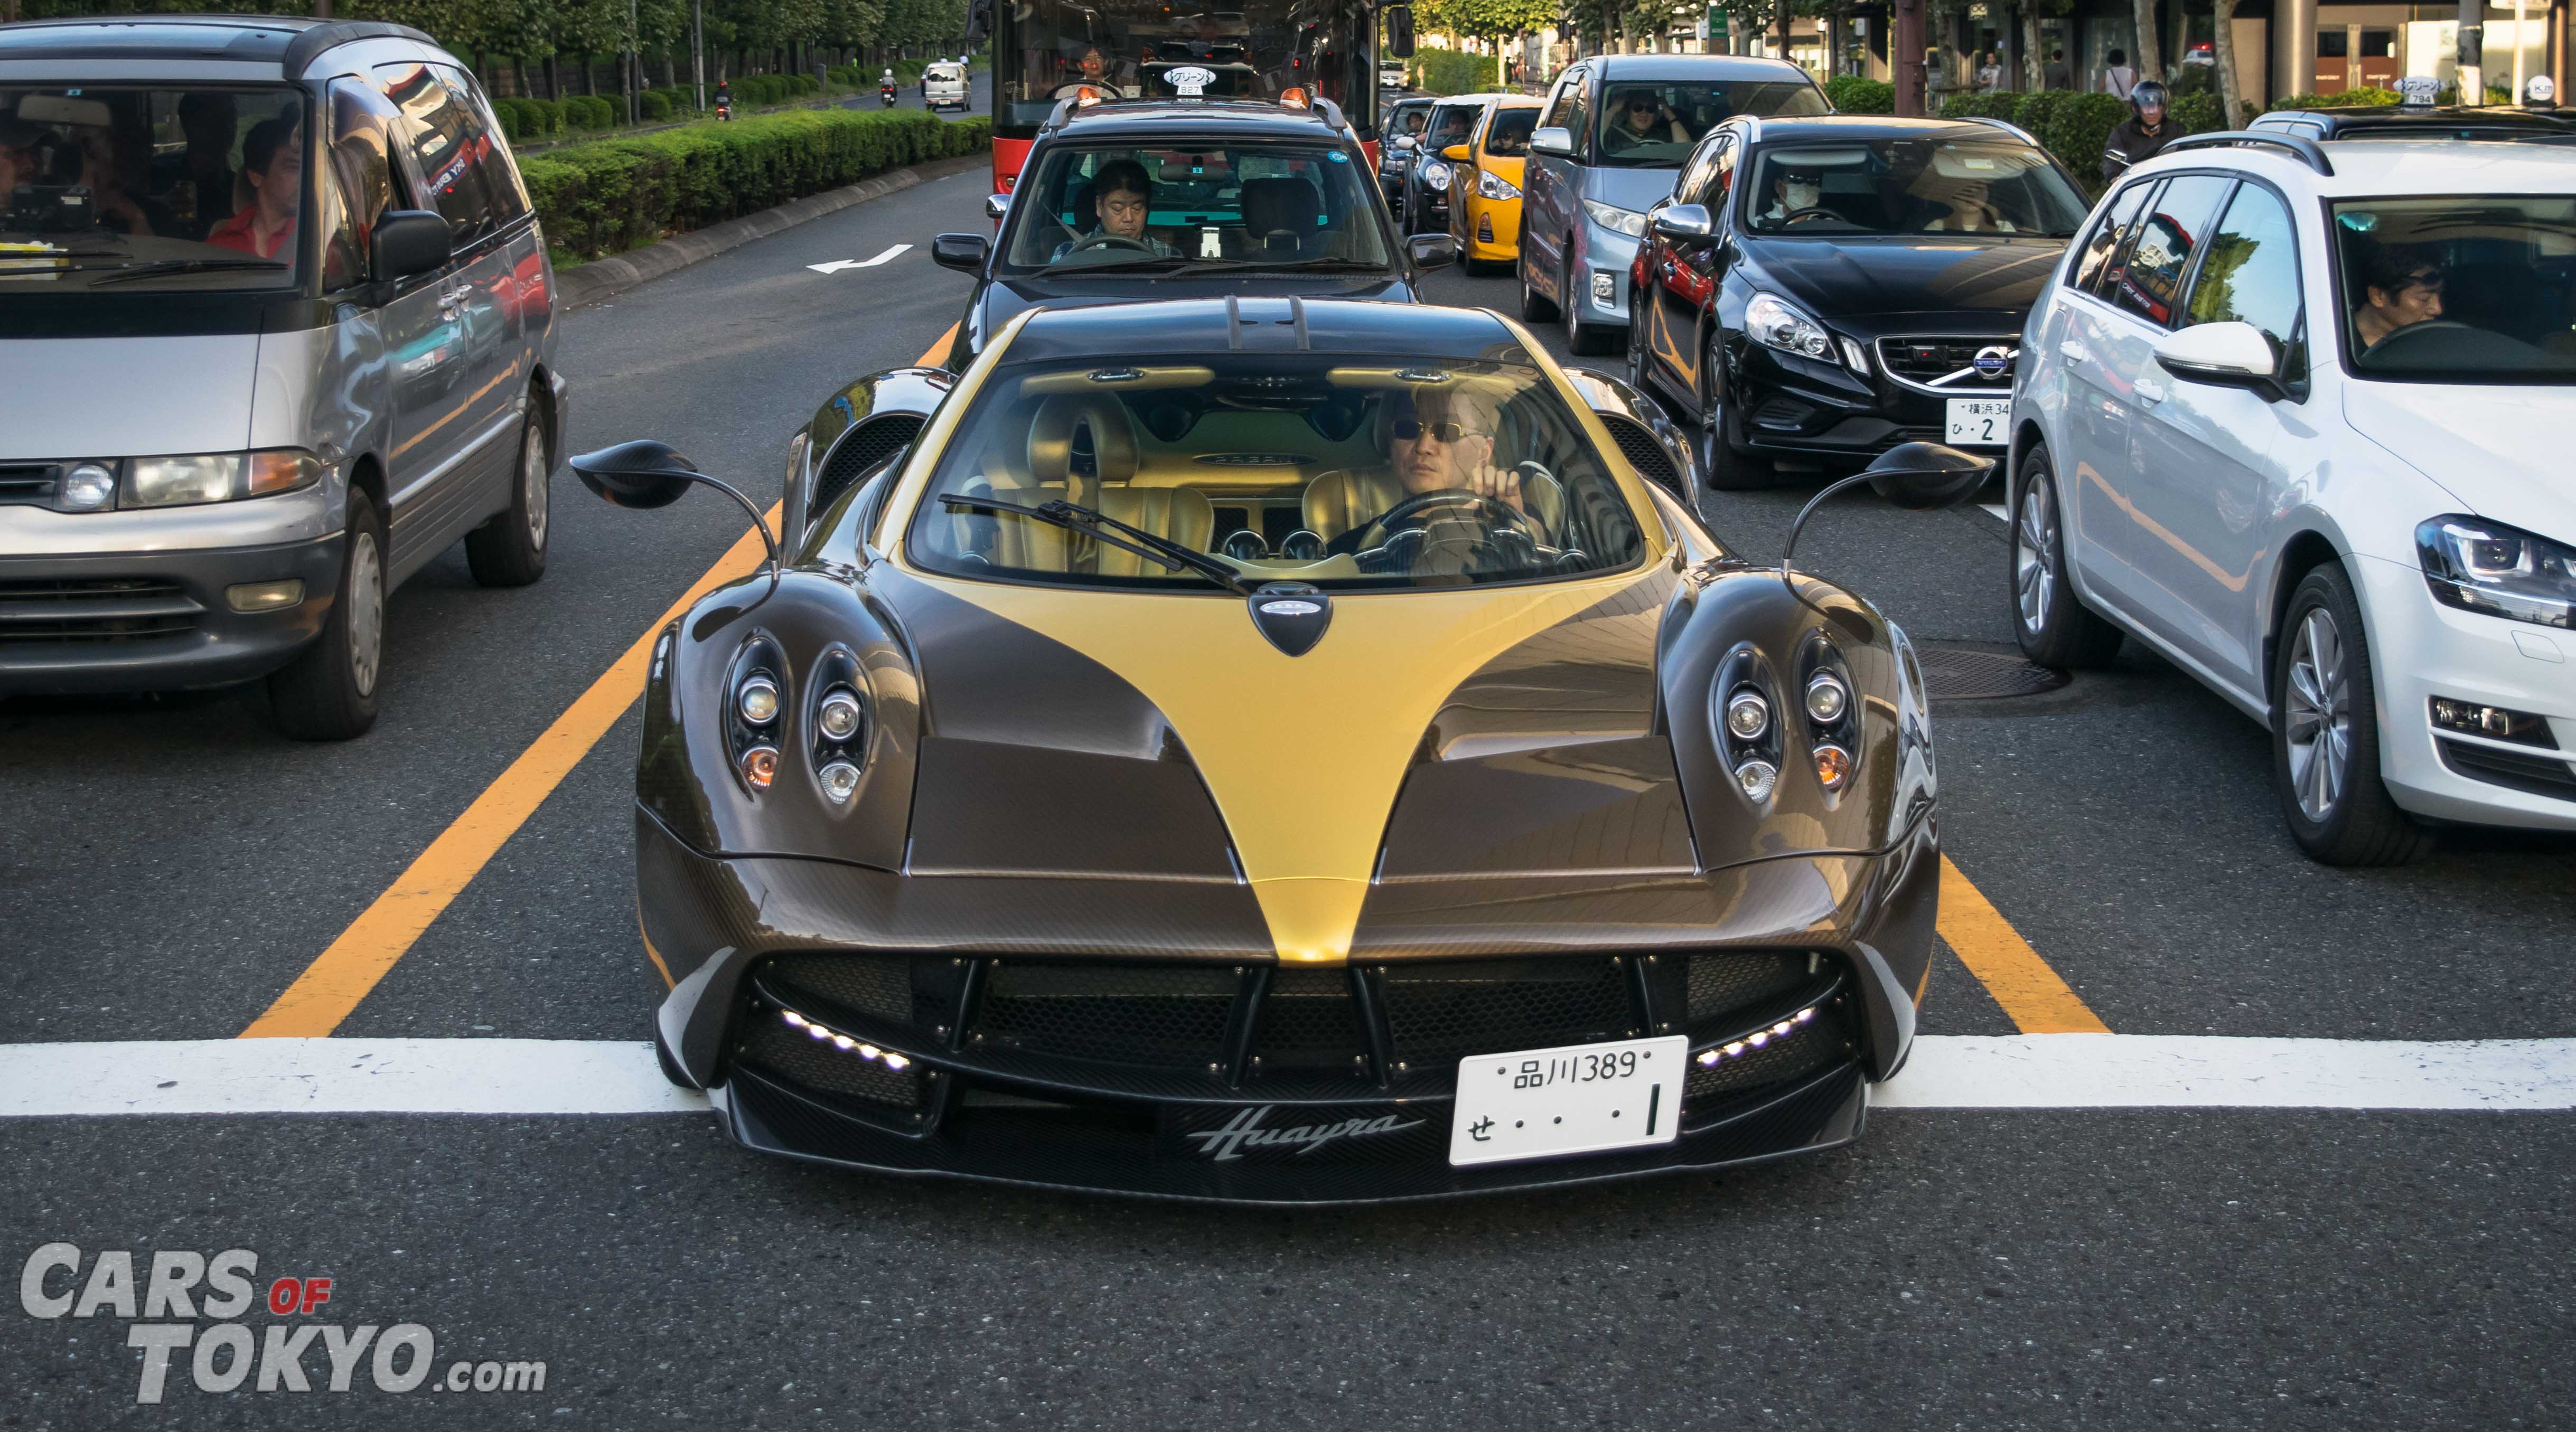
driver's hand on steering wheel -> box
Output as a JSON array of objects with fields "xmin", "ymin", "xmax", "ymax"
[{"xmin": 1460, "ymin": 459, "xmax": 1525, "ymax": 515}]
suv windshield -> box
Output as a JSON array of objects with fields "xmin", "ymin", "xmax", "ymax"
[
  {"xmin": 1593, "ymin": 79, "xmax": 1827, "ymax": 168},
  {"xmin": 1744, "ymin": 138, "xmax": 2088, "ymax": 236},
  {"xmin": 1002, "ymin": 143, "xmax": 1392, "ymax": 271},
  {"xmin": 0, "ymin": 84, "xmax": 307, "ymax": 289},
  {"xmin": 907, "ymin": 354, "xmax": 1648, "ymax": 591},
  {"xmin": 2334, "ymin": 195, "xmax": 2576, "ymax": 382}
]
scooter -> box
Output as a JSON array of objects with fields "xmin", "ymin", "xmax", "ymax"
[
  {"xmin": 879, "ymin": 81, "xmax": 897, "ymax": 107},
  {"xmin": 715, "ymin": 93, "xmax": 732, "ymax": 121}
]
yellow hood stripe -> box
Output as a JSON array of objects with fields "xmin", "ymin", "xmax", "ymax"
[{"xmin": 911, "ymin": 568, "xmax": 1672, "ymax": 964}]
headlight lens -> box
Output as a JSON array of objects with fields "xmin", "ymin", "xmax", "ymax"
[
  {"xmin": 1477, "ymin": 168, "xmax": 1520, "ymax": 201},
  {"xmin": 1745, "ymin": 292, "xmax": 1834, "ymax": 362},
  {"xmin": 817, "ymin": 688, "xmax": 864, "ymax": 741},
  {"xmin": 1582, "ymin": 199, "xmax": 1646, "ymax": 237},
  {"xmin": 2416, "ymin": 515, "xmax": 2576, "ymax": 629},
  {"xmin": 1426, "ymin": 163, "xmax": 1451, "ymax": 193},
  {"xmin": 59, "ymin": 462, "xmax": 116, "ymax": 511},
  {"xmin": 122, "ymin": 449, "xmax": 322, "ymax": 508}
]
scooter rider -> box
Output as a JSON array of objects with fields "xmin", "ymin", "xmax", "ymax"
[
  {"xmin": 2102, "ymin": 79, "xmax": 2172, "ymax": 181},
  {"xmin": 880, "ymin": 66, "xmax": 898, "ymax": 106}
]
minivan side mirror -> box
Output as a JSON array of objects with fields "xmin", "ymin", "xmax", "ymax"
[
  {"xmin": 372, "ymin": 210, "xmax": 449, "ymax": 280},
  {"xmin": 1650, "ymin": 203, "xmax": 1713, "ymax": 243},
  {"xmin": 1407, "ymin": 232, "xmax": 1457, "ymax": 269},
  {"xmin": 2153, "ymin": 320, "xmax": 2287, "ymax": 401},
  {"xmin": 1529, "ymin": 126, "xmax": 1573, "ymax": 157},
  {"xmin": 1392, "ymin": 133, "xmax": 1417, "ymax": 150},
  {"xmin": 932, "ymin": 232, "xmax": 992, "ymax": 274}
]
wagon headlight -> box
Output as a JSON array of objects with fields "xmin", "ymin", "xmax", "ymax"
[
  {"xmin": 124, "ymin": 449, "xmax": 322, "ymax": 507},
  {"xmin": 1582, "ymin": 199, "xmax": 1645, "ymax": 237},
  {"xmin": 2416, "ymin": 515, "xmax": 2576, "ymax": 630},
  {"xmin": 1745, "ymin": 293, "xmax": 1834, "ymax": 362},
  {"xmin": 1477, "ymin": 168, "xmax": 1520, "ymax": 201}
]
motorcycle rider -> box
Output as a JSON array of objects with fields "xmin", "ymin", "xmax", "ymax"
[
  {"xmin": 2102, "ymin": 79, "xmax": 2172, "ymax": 181},
  {"xmin": 880, "ymin": 66, "xmax": 898, "ymax": 106}
]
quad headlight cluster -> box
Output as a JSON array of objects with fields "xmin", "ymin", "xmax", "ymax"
[
  {"xmin": 725, "ymin": 637, "xmax": 871, "ymax": 803},
  {"xmin": 36, "ymin": 449, "xmax": 322, "ymax": 513},
  {"xmin": 1712, "ymin": 638, "xmax": 1862, "ymax": 806}
]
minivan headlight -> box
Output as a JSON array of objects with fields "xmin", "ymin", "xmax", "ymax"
[
  {"xmin": 125, "ymin": 449, "xmax": 323, "ymax": 508},
  {"xmin": 1581, "ymin": 199, "xmax": 1646, "ymax": 237},
  {"xmin": 1745, "ymin": 293, "xmax": 1834, "ymax": 362},
  {"xmin": 2416, "ymin": 515, "xmax": 2576, "ymax": 629}
]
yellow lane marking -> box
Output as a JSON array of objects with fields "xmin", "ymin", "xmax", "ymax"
[
  {"xmin": 241, "ymin": 324, "xmax": 958, "ymax": 1038},
  {"xmin": 1937, "ymin": 856, "xmax": 2110, "ymax": 1034}
]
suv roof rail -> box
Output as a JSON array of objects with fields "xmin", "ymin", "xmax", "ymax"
[
  {"xmin": 284, "ymin": 20, "xmax": 437, "ymax": 75},
  {"xmin": 1966, "ymin": 115, "xmax": 2041, "ymax": 148},
  {"xmin": 2160, "ymin": 129, "xmax": 2335, "ymax": 177}
]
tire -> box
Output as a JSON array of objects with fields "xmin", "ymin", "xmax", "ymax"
[
  {"xmin": 464, "ymin": 411, "xmax": 551, "ymax": 588},
  {"xmin": 1698, "ymin": 334, "xmax": 1778, "ymax": 490},
  {"xmin": 1562, "ymin": 254, "xmax": 1614, "ymax": 355},
  {"xmin": 1517, "ymin": 234, "xmax": 1558, "ymax": 322},
  {"xmin": 268, "ymin": 488, "xmax": 385, "ymax": 741},
  {"xmin": 2271, "ymin": 564, "xmax": 2430, "ymax": 866},
  {"xmin": 2009, "ymin": 445, "xmax": 2124, "ymax": 668},
  {"xmin": 1624, "ymin": 308, "xmax": 1652, "ymax": 390}
]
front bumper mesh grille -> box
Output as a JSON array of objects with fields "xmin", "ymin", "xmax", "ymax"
[
  {"xmin": 969, "ymin": 960, "xmax": 1238, "ymax": 1069},
  {"xmin": 1379, "ymin": 958, "xmax": 1636, "ymax": 1069}
]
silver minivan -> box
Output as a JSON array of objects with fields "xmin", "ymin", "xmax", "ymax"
[
  {"xmin": 0, "ymin": 15, "xmax": 567, "ymax": 739},
  {"xmin": 1517, "ymin": 54, "xmax": 1827, "ymax": 354}
]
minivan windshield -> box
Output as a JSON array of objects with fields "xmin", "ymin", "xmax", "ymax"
[
  {"xmin": 1592, "ymin": 79, "xmax": 1828, "ymax": 168},
  {"xmin": 906, "ymin": 354, "xmax": 1648, "ymax": 591},
  {"xmin": 2333, "ymin": 195, "xmax": 2576, "ymax": 382},
  {"xmin": 0, "ymin": 84, "xmax": 307, "ymax": 290},
  {"xmin": 1743, "ymin": 138, "xmax": 2088, "ymax": 236},
  {"xmin": 1001, "ymin": 142, "xmax": 1392, "ymax": 271}
]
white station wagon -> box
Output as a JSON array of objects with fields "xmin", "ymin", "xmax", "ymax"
[{"xmin": 2004, "ymin": 130, "xmax": 2575, "ymax": 864}]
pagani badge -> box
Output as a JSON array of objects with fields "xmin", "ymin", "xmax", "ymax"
[{"xmin": 577, "ymin": 298, "xmax": 1983, "ymax": 1204}]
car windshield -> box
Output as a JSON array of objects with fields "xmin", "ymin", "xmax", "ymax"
[
  {"xmin": 1484, "ymin": 107, "xmax": 1539, "ymax": 157},
  {"xmin": 1001, "ymin": 142, "xmax": 1392, "ymax": 271},
  {"xmin": 1743, "ymin": 138, "xmax": 2088, "ymax": 236},
  {"xmin": 0, "ymin": 84, "xmax": 307, "ymax": 290},
  {"xmin": 1426, "ymin": 102, "xmax": 1483, "ymax": 150},
  {"xmin": 2333, "ymin": 195, "xmax": 2576, "ymax": 383},
  {"xmin": 1592, "ymin": 79, "xmax": 1827, "ymax": 168},
  {"xmin": 906, "ymin": 354, "xmax": 1649, "ymax": 591}
]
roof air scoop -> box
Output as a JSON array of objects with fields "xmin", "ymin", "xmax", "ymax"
[{"xmin": 1249, "ymin": 581, "xmax": 1332, "ymax": 657}]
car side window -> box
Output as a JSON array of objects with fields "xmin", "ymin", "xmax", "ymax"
[
  {"xmin": 323, "ymin": 78, "xmax": 405, "ymax": 290},
  {"xmin": 2069, "ymin": 180, "xmax": 2151, "ymax": 295},
  {"xmin": 1673, "ymin": 135, "xmax": 1721, "ymax": 206},
  {"xmin": 376, "ymin": 62, "xmax": 500, "ymax": 249},
  {"xmin": 1564, "ymin": 78, "xmax": 1593, "ymax": 162},
  {"xmin": 1540, "ymin": 69, "xmax": 1582, "ymax": 133},
  {"xmin": 2106, "ymin": 174, "xmax": 2234, "ymax": 328},
  {"xmin": 2182, "ymin": 180, "xmax": 2306, "ymax": 376},
  {"xmin": 432, "ymin": 63, "xmax": 532, "ymax": 225},
  {"xmin": 1703, "ymin": 137, "xmax": 1737, "ymax": 213}
]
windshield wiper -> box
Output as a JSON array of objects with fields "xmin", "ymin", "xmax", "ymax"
[
  {"xmin": 1038, "ymin": 255, "xmax": 1187, "ymax": 274},
  {"xmin": 1160, "ymin": 256, "xmax": 1389, "ymax": 278},
  {"xmin": 939, "ymin": 494, "xmax": 1257, "ymax": 596},
  {"xmin": 86, "ymin": 258, "xmax": 288, "ymax": 287}
]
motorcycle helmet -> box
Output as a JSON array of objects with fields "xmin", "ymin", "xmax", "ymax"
[{"xmin": 2129, "ymin": 79, "xmax": 2170, "ymax": 117}]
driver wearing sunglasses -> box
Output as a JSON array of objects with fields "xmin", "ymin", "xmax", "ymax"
[{"xmin": 1602, "ymin": 89, "xmax": 1689, "ymax": 152}]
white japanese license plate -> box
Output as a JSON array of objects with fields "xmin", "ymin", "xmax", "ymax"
[
  {"xmin": 1945, "ymin": 397, "xmax": 2011, "ymax": 447},
  {"xmin": 1447, "ymin": 1034, "xmax": 1688, "ymax": 1168}
]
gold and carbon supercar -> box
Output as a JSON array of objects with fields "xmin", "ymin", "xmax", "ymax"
[{"xmin": 576, "ymin": 297, "xmax": 1967, "ymax": 1203}]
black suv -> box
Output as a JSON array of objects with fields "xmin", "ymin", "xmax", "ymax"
[
  {"xmin": 933, "ymin": 97, "xmax": 1455, "ymax": 364},
  {"xmin": 1624, "ymin": 115, "xmax": 2088, "ymax": 487},
  {"xmin": 1378, "ymin": 96, "xmax": 1436, "ymax": 222}
]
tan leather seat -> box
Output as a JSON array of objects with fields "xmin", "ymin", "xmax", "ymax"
[
  {"xmin": 1302, "ymin": 466, "xmax": 1568, "ymax": 546},
  {"xmin": 990, "ymin": 393, "xmax": 1213, "ymax": 575}
]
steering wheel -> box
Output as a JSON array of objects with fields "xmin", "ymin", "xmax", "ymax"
[
  {"xmin": 1061, "ymin": 233, "xmax": 1160, "ymax": 257},
  {"xmin": 1353, "ymin": 489, "xmax": 1545, "ymax": 576},
  {"xmin": 2358, "ymin": 319, "xmax": 2488, "ymax": 365},
  {"xmin": 1781, "ymin": 206, "xmax": 1841, "ymax": 226}
]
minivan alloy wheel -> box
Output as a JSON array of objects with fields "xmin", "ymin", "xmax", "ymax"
[
  {"xmin": 2282, "ymin": 607, "xmax": 2350, "ymax": 822},
  {"xmin": 346, "ymin": 527, "xmax": 383, "ymax": 699},
  {"xmin": 522, "ymin": 422, "xmax": 549, "ymax": 549}
]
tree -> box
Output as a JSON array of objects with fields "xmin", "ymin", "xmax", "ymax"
[
  {"xmin": 2127, "ymin": 0, "xmax": 2159, "ymax": 81},
  {"xmin": 2209, "ymin": 0, "xmax": 2243, "ymax": 121}
]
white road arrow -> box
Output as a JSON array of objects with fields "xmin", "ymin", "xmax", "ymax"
[{"xmin": 808, "ymin": 244, "xmax": 911, "ymax": 274}]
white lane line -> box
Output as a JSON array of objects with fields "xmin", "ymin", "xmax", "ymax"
[
  {"xmin": 1879, "ymin": 1035, "xmax": 2576, "ymax": 1111},
  {"xmin": 3, "ymin": 1037, "xmax": 2574, "ymax": 1117},
  {"xmin": 0, "ymin": 1040, "xmax": 705, "ymax": 1116},
  {"xmin": 808, "ymin": 244, "xmax": 911, "ymax": 274},
  {"xmin": 1979, "ymin": 503, "xmax": 2009, "ymax": 521}
]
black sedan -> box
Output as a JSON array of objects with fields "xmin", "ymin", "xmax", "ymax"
[
  {"xmin": 571, "ymin": 298, "xmax": 1981, "ymax": 1204},
  {"xmin": 1624, "ymin": 116, "xmax": 2086, "ymax": 487},
  {"xmin": 933, "ymin": 96, "xmax": 1454, "ymax": 365}
]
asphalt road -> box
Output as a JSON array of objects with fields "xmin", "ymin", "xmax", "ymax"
[{"xmin": 3, "ymin": 159, "xmax": 2573, "ymax": 1428}]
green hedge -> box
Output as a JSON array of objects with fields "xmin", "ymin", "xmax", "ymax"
[
  {"xmin": 2039, "ymin": 91, "xmax": 2129, "ymax": 188},
  {"xmin": 521, "ymin": 108, "xmax": 992, "ymax": 260},
  {"xmin": 1409, "ymin": 48, "xmax": 1497, "ymax": 97},
  {"xmin": 639, "ymin": 90, "xmax": 672, "ymax": 123},
  {"xmin": 1937, "ymin": 90, "xmax": 2025, "ymax": 121},
  {"xmin": 2275, "ymin": 86, "xmax": 2400, "ymax": 109},
  {"xmin": 1823, "ymin": 76, "xmax": 1893, "ymax": 114}
]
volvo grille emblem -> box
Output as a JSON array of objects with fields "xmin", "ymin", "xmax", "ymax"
[
  {"xmin": 1973, "ymin": 346, "xmax": 2012, "ymax": 379},
  {"xmin": 1248, "ymin": 581, "xmax": 1331, "ymax": 657},
  {"xmin": 1183, "ymin": 1105, "xmax": 1424, "ymax": 1161}
]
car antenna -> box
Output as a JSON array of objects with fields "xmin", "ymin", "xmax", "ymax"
[
  {"xmin": 1288, "ymin": 295, "xmax": 1310, "ymax": 350},
  {"xmin": 1223, "ymin": 292, "xmax": 1245, "ymax": 350}
]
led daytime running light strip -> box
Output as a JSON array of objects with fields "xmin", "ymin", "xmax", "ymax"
[
  {"xmin": 1693, "ymin": 1003, "xmax": 1821, "ymax": 1068},
  {"xmin": 779, "ymin": 1007, "xmax": 912, "ymax": 1071}
]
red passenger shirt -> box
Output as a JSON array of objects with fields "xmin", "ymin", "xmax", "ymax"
[{"xmin": 206, "ymin": 208, "xmax": 294, "ymax": 259}]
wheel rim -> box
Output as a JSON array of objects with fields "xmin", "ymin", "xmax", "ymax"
[
  {"xmin": 348, "ymin": 529, "xmax": 383, "ymax": 698},
  {"xmin": 1626, "ymin": 315, "xmax": 1647, "ymax": 384},
  {"xmin": 2283, "ymin": 606, "xmax": 2352, "ymax": 822},
  {"xmin": 522, "ymin": 426, "xmax": 549, "ymax": 549},
  {"xmin": 1562, "ymin": 259, "xmax": 1581, "ymax": 342},
  {"xmin": 2015, "ymin": 477, "xmax": 2056, "ymax": 634}
]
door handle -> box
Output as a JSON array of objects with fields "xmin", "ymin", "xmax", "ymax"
[
  {"xmin": 2134, "ymin": 378, "xmax": 2167, "ymax": 406},
  {"xmin": 2059, "ymin": 339, "xmax": 2090, "ymax": 363}
]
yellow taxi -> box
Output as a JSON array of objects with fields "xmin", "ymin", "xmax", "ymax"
[{"xmin": 1442, "ymin": 95, "xmax": 1543, "ymax": 274}]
